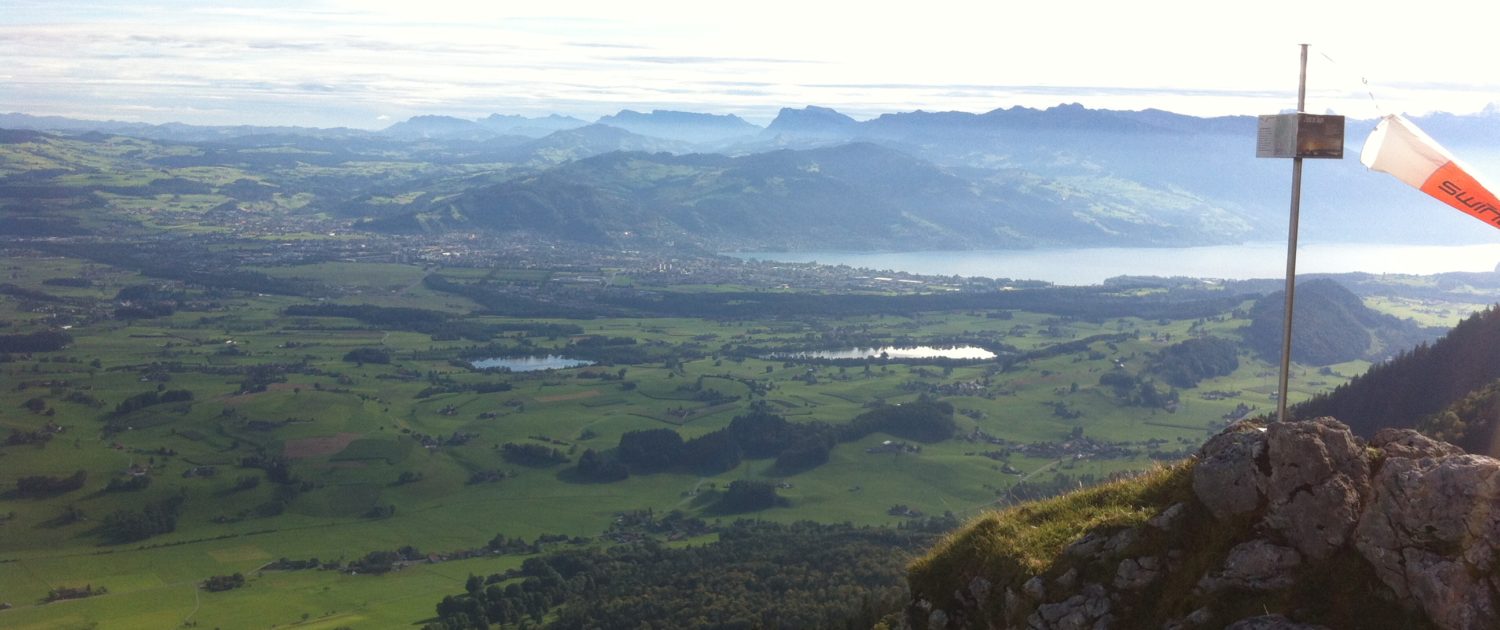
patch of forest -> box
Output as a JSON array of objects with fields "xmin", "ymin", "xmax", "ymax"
[
  {"xmin": 424, "ymin": 518, "xmax": 954, "ymax": 630},
  {"xmin": 1244, "ymin": 278, "xmax": 1438, "ymax": 365},
  {"xmin": 575, "ymin": 401, "xmax": 957, "ymax": 484},
  {"xmin": 1296, "ymin": 305, "xmax": 1500, "ymax": 450}
]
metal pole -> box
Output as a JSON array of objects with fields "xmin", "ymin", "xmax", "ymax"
[{"xmin": 1276, "ymin": 44, "xmax": 1309, "ymax": 423}]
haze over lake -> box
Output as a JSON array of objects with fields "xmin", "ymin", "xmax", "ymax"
[{"xmin": 735, "ymin": 242, "xmax": 1500, "ymax": 286}]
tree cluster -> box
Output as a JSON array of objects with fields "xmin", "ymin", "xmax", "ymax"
[
  {"xmin": 1099, "ymin": 371, "xmax": 1177, "ymax": 408},
  {"xmin": 100, "ymin": 495, "xmax": 184, "ymax": 543},
  {"xmin": 0, "ymin": 330, "xmax": 72, "ymax": 353},
  {"xmin": 499, "ymin": 442, "xmax": 570, "ymax": 467},
  {"xmin": 1150, "ymin": 336, "xmax": 1239, "ymax": 388},
  {"xmin": 45, "ymin": 584, "xmax": 106, "ymax": 602},
  {"xmin": 16, "ymin": 470, "xmax": 87, "ymax": 498},
  {"xmin": 5, "ymin": 428, "xmax": 55, "ymax": 446},
  {"xmin": 201, "ymin": 573, "xmax": 246, "ymax": 592},
  {"xmin": 112, "ymin": 389, "xmax": 193, "ymax": 416},
  {"xmin": 0, "ymin": 283, "xmax": 64, "ymax": 303},
  {"xmin": 104, "ymin": 474, "xmax": 152, "ymax": 492},
  {"xmin": 575, "ymin": 449, "xmax": 629, "ymax": 482},
  {"xmin": 342, "ymin": 347, "xmax": 392, "ymax": 364},
  {"xmin": 574, "ymin": 402, "xmax": 956, "ymax": 483},
  {"xmin": 347, "ymin": 546, "xmax": 423, "ymax": 574},
  {"xmin": 715, "ymin": 480, "xmax": 787, "ymax": 513},
  {"xmin": 426, "ymin": 520, "xmax": 949, "ymax": 630},
  {"xmin": 416, "ymin": 381, "xmax": 512, "ymax": 398}
]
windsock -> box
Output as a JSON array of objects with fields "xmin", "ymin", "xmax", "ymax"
[{"xmin": 1361, "ymin": 114, "xmax": 1500, "ymax": 230}]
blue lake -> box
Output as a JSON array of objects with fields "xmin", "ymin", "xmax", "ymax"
[
  {"xmin": 732, "ymin": 242, "xmax": 1500, "ymax": 286},
  {"xmin": 470, "ymin": 355, "xmax": 594, "ymax": 371}
]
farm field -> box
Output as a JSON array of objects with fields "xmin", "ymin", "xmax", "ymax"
[{"xmin": 0, "ymin": 254, "xmax": 1490, "ymax": 628}]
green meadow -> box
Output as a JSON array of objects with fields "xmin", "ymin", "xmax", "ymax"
[{"xmin": 0, "ymin": 255, "xmax": 1486, "ymax": 627}]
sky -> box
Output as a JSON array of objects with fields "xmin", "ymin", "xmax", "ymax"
[{"xmin": 3, "ymin": 0, "xmax": 1499, "ymax": 129}]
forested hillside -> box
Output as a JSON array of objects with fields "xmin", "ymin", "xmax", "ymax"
[
  {"xmin": 1295, "ymin": 305, "xmax": 1500, "ymax": 451},
  {"xmin": 1244, "ymin": 278, "xmax": 1437, "ymax": 365}
]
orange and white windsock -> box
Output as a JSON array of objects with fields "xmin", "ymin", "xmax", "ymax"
[{"xmin": 1361, "ymin": 114, "xmax": 1500, "ymax": 230}]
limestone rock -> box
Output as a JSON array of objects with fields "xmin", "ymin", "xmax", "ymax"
[
  {"xmin": 1261, "ymin": 418, "xmax": 1370, "ymax": 560},
  {"xmin": 1356, "ymin": 453, "xmax": 1500, "ymax": 629},
  {"xmin": 1112, "ymin": 556, "xmax": 1161, "ymax": 591},
  {"xmin": 910, "ymin": 417, "xmax": 1500, "ymax": 630},
  {"xmin": 1197, "ymin": 539, "xmax": 1301, "ymax": 592},
  {"xmin": 1163, "ymin": 606, "xmax": 1213, "ymax": 630},
  {"xmin": 967, "ymin": 575, "xmax": 992, "ymax": 607},
  {"xmin": 1192, "ymin": 422, "xmax": 1268, "ymax": 519},
  {"xmin": 1371, "ymin": 427, "xmax": 1464, "ymax": 460},
  {"xmin": 1054, "ymin": 567, "xmax": 1078, "ymax": 591},
  {"xmin": 1022, "ymin": 575, "xmax": 1045, "ymax": 601},
  {"xmin": 1101, "ymin": 528, "xmax": 1137, "ymax": 557},
  {"xmin": 1029, "ymin": 584, "xmax": 1111, "ymax": 630},
  {"xmin": 1064, "ymin": 531, "xmax": 1108, "ymax": 559}
]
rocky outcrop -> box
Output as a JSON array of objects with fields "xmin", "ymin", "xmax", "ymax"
[
  {"xmin": 906, "ymin": 418, "xmax": 1500, "ymax": 630},
  {"xmin": 1357, "ymin": 451, "xmax": 1500, "ymax": 629}
]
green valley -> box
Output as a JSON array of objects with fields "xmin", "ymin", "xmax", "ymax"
[{"xmin": 3, "ymin": 108, "xmax": 1500, "ymax": 629}]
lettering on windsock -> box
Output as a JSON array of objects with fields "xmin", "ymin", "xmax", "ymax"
[{"xmin": 1361, "ymin": 114, "xmax": 1500, "ymax": 229}]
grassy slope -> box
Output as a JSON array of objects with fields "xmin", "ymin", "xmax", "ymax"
[
  {"xmin": 904, "ymin": 455, "xmax": 1426, "ymax": 629},
  {"xmin": 908, "ymin": 464, "xmax": 1193, "ymax": 610}
]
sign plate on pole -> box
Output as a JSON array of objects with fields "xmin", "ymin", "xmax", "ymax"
[{"xmin": 1257, "ymin": 113, "xmax": 1345, "ymax": 159}]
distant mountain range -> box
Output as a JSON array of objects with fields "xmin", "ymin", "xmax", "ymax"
[
  {"xmin": 368, "ymin": 141, "xmax": 1253, "ymax": 250},
  {"xmin": 5, "ymin": 104, "xmax": 1500, "ymax": 251}
]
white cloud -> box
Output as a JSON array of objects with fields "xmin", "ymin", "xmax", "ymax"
[{"xmin": 3, "ymin": 0, "xmax": 1497, "ymax": 127}]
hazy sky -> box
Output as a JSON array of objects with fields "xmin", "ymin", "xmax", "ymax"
[{"xmin": 4, "ymin": 0, "xmax": 1498, "ymax": 128}]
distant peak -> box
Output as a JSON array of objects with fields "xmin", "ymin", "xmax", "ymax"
[
  {"xmin": 765, "ymin": 106, "xmax": 859, "ymax": 136},
  {"xmin": 782, "ymin": 105, "xmax": 854, "ymax": 119},
  {"xmin": 598, "ymin": 109, "xmax": 752, "ymax": 124},
  {"xmin": 401, "ymin": 115, "xmax": 473, "ymax": 124},
  {"xmin": 381, "ymin": 115, "xmax": 483, "ymax": 136},
  {"xmin": 592, "ymin": 110, "xmax": 759, "ymax": 143}
]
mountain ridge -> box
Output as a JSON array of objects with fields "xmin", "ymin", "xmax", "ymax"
[
  {"xmin": 9, "ymin": 104, "xmax": 1500, "ymax": 249},
  {"xmin": 368, "ymin": 141, "xmax": 1257, "ymax": 250},
  {"xmin": 596, "ymin": 109, "xmax": 760, "ymax": 144}
]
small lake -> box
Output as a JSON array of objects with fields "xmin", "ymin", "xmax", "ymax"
[
  {"xmin": 775, "ymin": 345, "xmax": 997, "ymax": 361},
  {"xmin": 470, "ymin": 355, "xmax": 595, "ymax": 371}
]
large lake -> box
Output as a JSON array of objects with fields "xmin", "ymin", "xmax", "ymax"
[{"xmin": 733, "ymin": 242, "xmax": 1500, "ymax": 286}]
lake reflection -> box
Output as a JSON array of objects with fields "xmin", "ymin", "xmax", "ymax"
[
  {"xmin": 778, "ymin": 346, "xmax": 996, "ymax": 360},
  {"xmin": 470, "ymin": 355, "xmax": 594, "ymax": 371}
]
